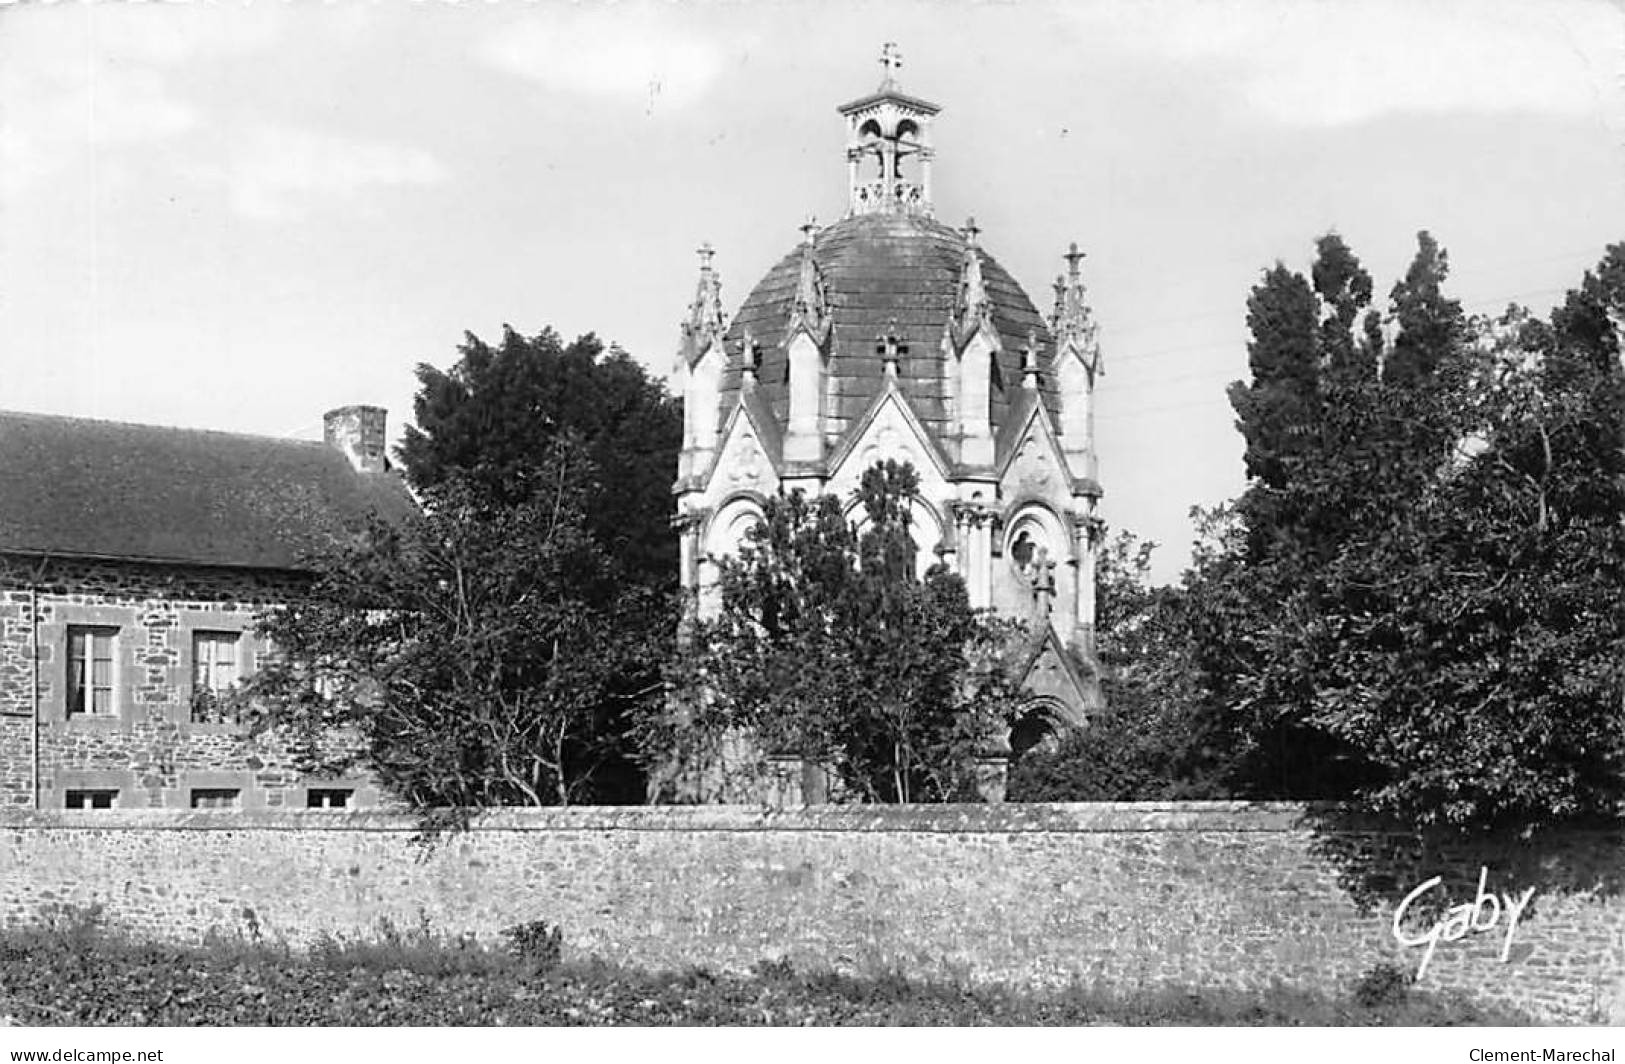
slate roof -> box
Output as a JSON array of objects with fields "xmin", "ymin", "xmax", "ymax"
[
  {"xmin": 719, "ymin": 212, "xmax": 1063, "ymax": 462},
  {"xmin": 0, "ymin": 410, "xmax": 416, "ymax": 571}
]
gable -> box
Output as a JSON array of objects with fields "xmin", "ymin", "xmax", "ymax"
[
  {"xmin": 997, "ymin": 395, "xmax": 1069, "ymax": 501},
  {"xmin": 701, "ymin": 403, "xmax": 781, "ymax": 506},
  {"xmin": 826, "ymin": 388, "xmax": 953, "ymax": 499},
  {"xmin": 1017, "ymin": 627, "xmax": 1092, "ymax": 729}
]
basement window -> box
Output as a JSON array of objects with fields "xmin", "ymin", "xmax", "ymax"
[
  {"xmin": 306, "ymin": 788, "xmax": 352, "ymax": 809},
  {"xmin": 189, "ymin": 788, "xmax": 241, "ymax": 810},
  {"xmin": 64, "ymin": 789, "xmax": 117, "ymax": 810}
]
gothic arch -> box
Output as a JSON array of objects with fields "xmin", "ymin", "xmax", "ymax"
[
  {"xmin": 842, "ymin": 494, "xmax": 946, "ymax": 578},
  {"xmin": 704, "ymin": 491, "xmax": 769, "ymax": 562},
  {"xmin": 1009, "ymin": 694, "xmax": 1073, "ymax": 760},
  {"xmin": 1001, "ymin": 500, "xmax": 1067, "ymax": 573}
]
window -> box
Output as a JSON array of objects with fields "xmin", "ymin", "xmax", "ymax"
[
  {"xmin": 65, "ymin": 789, "xmax": 117, "ymax": 809},
  {"xmin": 1010, "ymin": 529, "xmax": 1036, "ymax": 569},
  {"xmin": 189, "ymin": 788, "xmax": 240, "ymax": 810},
  {"xmin": 66, "ymin": 626, "xmax": 117, "ymax": 716},
  {"xmin": 191, "ymin": 631, "xmax": 241, "ymax": 723},
  {"xmin": 306, "ymin": 788, "xmax": 352, "ymax": 809}
]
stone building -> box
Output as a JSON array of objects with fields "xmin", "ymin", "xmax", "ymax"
[
  {"xmin": 672, "ymin": 50, "xmax": 1106, "ymax": 762},
  {"xmin": 0, "ymin": 405, "xmax": 412, "ymax": 810}
]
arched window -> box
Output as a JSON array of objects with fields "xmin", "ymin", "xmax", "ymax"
[
  {"xmin": 844, "ymin": 495, "xmax": 944, "ymax": 581},
  {"xmin": 1004, "ymin": 508, "xmax": 1061, "ymax": 580}
]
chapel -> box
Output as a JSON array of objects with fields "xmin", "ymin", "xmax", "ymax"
[{"xmin": 672, "ymin": 47, "xmax": 1106, "ymax": 760}]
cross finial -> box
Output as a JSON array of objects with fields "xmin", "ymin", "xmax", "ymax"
[
  {"xmin": 879, "ymin": 42, "xmax": 903, "ymax": 83},
  {"xmin": 740, "ymin": 330, "xmax": 760, "ymax": 386},
  {"xmin": 698, "ymin": 242, "xmax": 715, "ymax": 270},
  {"xmin": 877, "ymin": 317, "xmax": 904, "ymax": 377},
  {"xmin": 800, "ymin": 214, "xmax": 819, "ymax": 245},
  {"xmin": 1021, "ymin": 330, "xmax": 1041, "ymax": 389},
  {"xmin": 1064, "ymin": 241, "xmax": 1085, "ymax": 277},
  {"xmin": 961, "ymin": 216, "xmax": 980, "ymax": 245}
]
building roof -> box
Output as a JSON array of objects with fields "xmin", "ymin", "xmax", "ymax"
[
  {"xmin": 719, "ymin": 212, "xmax": 1062, "ymax": 458},
  {"xmin": 0, "ymin": 410, "xmax": 416, "ymax": 571}
]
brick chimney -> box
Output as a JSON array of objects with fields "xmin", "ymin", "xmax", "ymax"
[{"xmin": 322, "ymin": 405, "xmax": 388, "ymax": 474}]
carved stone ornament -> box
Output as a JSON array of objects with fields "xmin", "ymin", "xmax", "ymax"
[
  {"xmin": 680, "ymin": 243, "xmax": 727, "ymax": 366},
  {"xmin": 1050, "ymin": 242, "xmax": 1101, "ymax": 379}
]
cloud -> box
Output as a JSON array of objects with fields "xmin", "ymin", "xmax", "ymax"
[
  {"xmin": 0, "ymin": 3, "xmax": 283, "ymax": 195},
  {"xmin": 478, "ymin": 9, "xmax": 736, "ymax": 111},
  {"xmin": 1070, "ymin": 0, "xmax": 1625, "ymax": 128},
  {"xmin": 1, "ymin": 63, "xmax": 198, "ymax": 196},
  {"xmin": 94, "ymin": 2, "xmax": 286, "ymax": 66},
  {"xmin": 208, "ymin": 124, "xmax": 449, "ymax": 221}
]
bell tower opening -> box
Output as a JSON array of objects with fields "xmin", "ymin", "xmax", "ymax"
[{"xmin": 838, "ymin": 43, "xmax": 940, "ymax": 218}]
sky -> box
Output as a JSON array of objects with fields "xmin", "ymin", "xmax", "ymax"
[{"xmin": 3, "ymin": 0, "xmax": 1622, "ymax": 582}]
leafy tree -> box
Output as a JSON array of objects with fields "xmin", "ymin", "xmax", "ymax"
[
  {"xmin": 1382, "ymin": 231, "xmax": 1466, "ymax": 389},
  {"xmin": 1196, "ymin": 237, "xmax": 1625, "ymax": 828},
  {"xmin": 1312, "ymin": 232, "xmax": 1379, "ymax": 384},
  {"xmin": 1228, "ymin": 263, "xmax": 1322, "ymax": 504},
  {"xmin": 662, "ymin": 461, "xmax": 1025, "ymax": 803},
  {"xmin": 1008, "ymin": 529, "xmax": 1228, "ymax": 802},
  {"xmin": 246, "ymin": 437, "xmax": 667, "ymax": 809},
  {"xmin": 1298, "ymin": 244, "xmax": 1625, "ymax": 828},
  {"xmin": 1197, "ymin": 236, "xmax": 1390, "ymax": 796},
  {"xmin": 399, "ymin": 326, "xmax": 682, "ymax": 589}
]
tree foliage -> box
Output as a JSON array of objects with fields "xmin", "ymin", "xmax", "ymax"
[
  {"xmin": 1008, "ymin": 529, "xmax": 1227, "ymax": 802},
  {"xmin": 399, "ymin": 326, "xmax": 682, "ymax": 589},
  {"xmin": 247, "ymin": 323, "xmax": 683, "ymax": 812},
  {"xmin": 248, "ymin": 439, "xmax": 667, "ymax": 808},
  {"xmin": 1195, "ymin": 235, "xmax": 1625, "ymax": 829},
  {"xmin": 663, "ymin": 461, "xmax": 1025, "ymax": 803}
]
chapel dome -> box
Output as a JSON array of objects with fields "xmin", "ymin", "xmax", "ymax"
[{"xmin": 719, "ymin": 212, "xmax": 1060, "ymax": 447}]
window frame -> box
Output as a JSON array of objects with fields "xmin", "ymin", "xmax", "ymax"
[
  {"xmin": 188, "ymin": 787, "xmax": 242, "ymax": 810},
  {"xmin": 65, "ymin": 624, "xmax": 119, "ymax": 718},
  {"xmin": 189, "ymin": 629, "xmax": 245, "ymax": 723},
  {"xmin": 64, "ymin": 788, "xmax": 118, "ymax": 810},
  {"xmin": 305, "ymin": 787, "xmax": 354, "ymax": 810}
]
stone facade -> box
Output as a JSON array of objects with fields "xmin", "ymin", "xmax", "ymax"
[
  {"xmin": 672, "ymin": 54, "xmax": 1106, "ymax": 763},
  {"xmin": 0, "ymin": 557, "xmax": 378, "ymax": 811},
  {"xmin": 2, "ymin": 803, "xmax": 1620, "ymax": 1024},
  {"xmin": 0, "ymin": 405, "xmax": 410, "ymax": 811}
]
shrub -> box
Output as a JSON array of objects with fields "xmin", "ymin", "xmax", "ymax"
[
  {"xmin": 1352, "ymin": 962, "xmax": 1413, "ymax": 1008},
  {"xmin": 501, "ymin": 920, "xmax": 563, "ymax": 971}
]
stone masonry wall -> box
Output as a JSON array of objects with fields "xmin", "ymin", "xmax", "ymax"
[
  {"xmin": 0, "ymin": 557, "xmax": 375, "ymax": 810},
  {"xmin": 2, "ymin": 804, "xmax": 1621, "ymax": 1023}
]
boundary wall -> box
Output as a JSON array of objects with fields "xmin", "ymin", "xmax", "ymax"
[{"xmin": 3, "ymin": 803, "xmax": 1621, "ymax": 1023}]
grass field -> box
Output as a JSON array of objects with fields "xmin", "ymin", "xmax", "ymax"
[{"xmin": 0, "ymin": 908, "xmax": 1527, "ymax": 1027}]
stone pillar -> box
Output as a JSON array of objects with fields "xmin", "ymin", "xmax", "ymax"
[
  {"xmin": 784, "ymin": 333, "xmax": 822, "ymax": 464},
  {"xmin": 764, "ymin": 755, "xmax": 804, "ymax": 809},
  {"xmin": 972, "ymin": 752, "xmax": 1008, "ymax": 803},
  {"xmin": 953, "ymin": 503, "xmax": 995, "ymax": 610},
  {"xmin": 973, "ymin": 514, "xmax": 993, "ymax": 609},
  {"xmin": 676, "ymin": 518, "xmax": 698, "ymax": 592},
  {"xmin": 1072, "ymin": 510, "xmax": 1101, "ymax": 656}
]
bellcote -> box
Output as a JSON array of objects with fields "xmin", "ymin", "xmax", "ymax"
[{"xmin": 838, "ymin": 43, "xmax": 940, "ymax": 218}]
